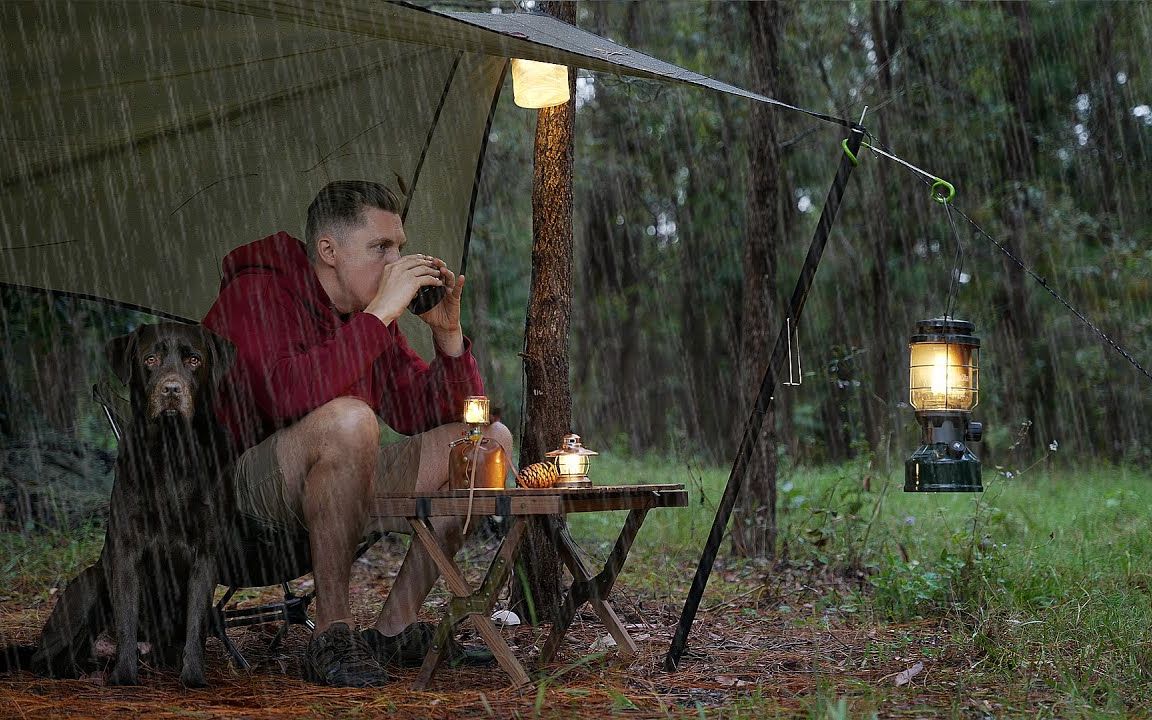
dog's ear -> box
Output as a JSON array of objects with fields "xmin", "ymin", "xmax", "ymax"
[
  {"xmin": 201, "ymin": 328, "xmax": 235, "ymax": 387},
  {"xmin": 104, "ymin": 330, "xmax": 138, "ymax": 385}
]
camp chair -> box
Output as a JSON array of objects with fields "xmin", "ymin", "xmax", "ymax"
[{"xmin": 92, "ymin": 381, "xmax": 381, "ymax": 670}]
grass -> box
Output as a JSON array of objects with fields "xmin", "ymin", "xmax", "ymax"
[
  {"xmin": 2, "ymin": 456, "xmax": 1150, "ymax": 717},
  {"xmin": 568, "ymin": 455, "xmax": 1152, "ymax": 717},
  {"xmin": 0, "ymin": 521, "xmax": 105, "ymax": 602}
]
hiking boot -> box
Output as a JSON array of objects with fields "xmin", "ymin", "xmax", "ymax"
[
  {"xmin": 303, "ymin": 622, "xmax": 390, "ymax": 688},
  {"xmin": 362, "ymin": 623, "xmax": 494, "ymax": 668}
]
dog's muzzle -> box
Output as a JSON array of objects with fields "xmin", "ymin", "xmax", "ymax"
[{"xmin": 148, "ymin": 374, "xmax": 195, "ymax": 420}]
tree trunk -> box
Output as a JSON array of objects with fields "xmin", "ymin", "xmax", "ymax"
[
  {"xmin": 863, "ymin": 0, "xmax": 906, "ymax": 465},
  {"xmin": 511, "ymin": 0, "xmax": 576, "ymax": 625},
  {"xmin": 730, "ymin": 0, "xmax": 789, "ymax": 559}
]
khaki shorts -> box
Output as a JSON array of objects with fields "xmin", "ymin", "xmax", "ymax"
[{"xmin": 232, "ymin": 427, "xmax": 424, "ymax": 538}]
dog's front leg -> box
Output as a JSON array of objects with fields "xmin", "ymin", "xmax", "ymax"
[
  {"xmin": 179, "ymin": 553, "xmax": 215, "ymax": 688},
  {"xmin": 107, "ymin": 546, "xmax": 142, "ymax": 685}
]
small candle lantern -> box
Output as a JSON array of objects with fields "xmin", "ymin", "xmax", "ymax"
[
  {"xmin": 905, "ymin": 318, "xmax": 984, "ymax": 492},
  {"xmin": 463, "ymin": 395, "xmax": 490, "ymax": 426},
  {"xmin": 546, "ymin": 434, "xmax": 598, "ymax": 489},
  {"xmin": 511, "ymin": 59, "xmax": 570, "ymax": 109},
  {"xmin": 449, "ymin": 395, "xmax": 506, "ymax": 491}
]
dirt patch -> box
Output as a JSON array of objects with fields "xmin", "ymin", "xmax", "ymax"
[{"xmin": 0, "ymin": 537, "xmax": 1050, "ymax": 718}]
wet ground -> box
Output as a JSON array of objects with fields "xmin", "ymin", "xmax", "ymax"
[{"xmin": 0, "ymin": 535, "xmax": 1058, "ymax": 719}]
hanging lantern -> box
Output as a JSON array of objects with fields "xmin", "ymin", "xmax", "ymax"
[
  {"xmin": 511, "ymin": 59, "xmax": 570, "ymax": 109},
  {"xmin": 545, "ymin": 433, "xmax": 598, "ymax": 489},
  {"xmin": 905, "ymin": 318, "xmax": 984, "ymax": 492}
]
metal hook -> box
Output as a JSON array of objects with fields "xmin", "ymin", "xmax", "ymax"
[{"xmin": 783, "ymin": 317, "xmax": 803, "ymax": 387}]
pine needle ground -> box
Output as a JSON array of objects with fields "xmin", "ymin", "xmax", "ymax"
[{"xmin": 2, "ymin": 460, "xmax": 1150, "ymax": 718}]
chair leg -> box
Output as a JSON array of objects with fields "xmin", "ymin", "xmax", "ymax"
[
  {"xmin": 218, "ymin": 626, "xmax": 251, "ymax": 671},
  {"xmin": 267, "ymin": 621, "xmax": 290, "ymax": 654},
  {"xmin": 215, "ymin": 567, "xmax": 351, "ymax": 666},
  {"xmin": 210, "ymin": 591, "xmax": 250, "ymax": 671}
]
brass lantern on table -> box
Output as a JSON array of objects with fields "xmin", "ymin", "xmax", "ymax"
[
  {"xmin": 546, "ymin": 434, "xmax": 598, "ymax": 489},
  {"xmin": 906, "ymin": 318, "xmax": 984, "ymax": 492},
  {"xmin": 448, "ymin": 395, "xmax": 507, "ymax": 490}
]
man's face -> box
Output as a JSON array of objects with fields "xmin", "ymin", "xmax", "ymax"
[{"xmin": 326, "ymin": 206, "xmax": 406, "ymax": 313}]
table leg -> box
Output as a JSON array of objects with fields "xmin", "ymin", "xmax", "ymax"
[
  {"xmin": 409, "ymin": 517, "xmax": 531, "ymax": 689},
  {"xmin": 539, "ymin": 508, "xmax": 649, "ymax": 664}
]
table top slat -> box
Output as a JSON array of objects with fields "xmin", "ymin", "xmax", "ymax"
[{"xmin": 372, "ymin": 483, "xmax": 687, "ymax": 519}]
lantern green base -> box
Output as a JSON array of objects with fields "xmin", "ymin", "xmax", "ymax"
[{"xmin": 904, "ymin": 443, "xmax": 983, "ymax": 492}]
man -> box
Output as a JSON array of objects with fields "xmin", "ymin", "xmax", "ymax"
[{"xmin": 203, "ymin": 180, "xmax": 511, "ymax": 687}]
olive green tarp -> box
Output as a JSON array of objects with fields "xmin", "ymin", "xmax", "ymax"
[{"xmin": 0, "ymin": 0, "xmax": 779, "ymax": 354}]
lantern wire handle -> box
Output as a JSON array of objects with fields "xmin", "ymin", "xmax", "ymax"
[{"xmin": 942, "ymin": 200, "xmax": 967, "ymax": 322}]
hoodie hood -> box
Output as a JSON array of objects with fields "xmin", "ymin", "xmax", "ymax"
[
  {"xmin": 202, "ymin": 230, "xmax": 484, "ymax": 453},
  {"xmin": 217, "ymin": 231, "xmax": 333, "ymax": 317}
]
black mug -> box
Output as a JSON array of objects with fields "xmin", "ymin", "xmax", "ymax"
[{"xmin": 408, "ymin": 285, "xmax": 447, "ymax": 315}]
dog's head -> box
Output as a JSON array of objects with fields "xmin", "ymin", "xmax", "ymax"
[{"xmin": 105, "ymin": 323, "xmax": 235, "ymax": 423}]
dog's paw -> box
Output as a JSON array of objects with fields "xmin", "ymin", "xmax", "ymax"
[
  {"xmin": 106, "ymin": 666, "xmax": 138, "ymax": 686},
  {"xmin": 180, "ymin": 667, "xmax": 207, "ymax": 688},
  {"xmin": 179, "ymin": 668, "xmax": 207, "ymax": 686}
]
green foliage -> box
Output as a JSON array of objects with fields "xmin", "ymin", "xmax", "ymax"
[
  {"xmin": 462, "ymin": 1, "xmax": 1152, "ymax": 472},
  {"xmin": 778, "ymin": 463, "xmax": 875, "ymax": 571},
  {"xmin": 0, "ymin": 289, "xmax": 151, "ymax": 530},
  {"xmin": 4, "ymin": 1, "xmax": 1149, "ymax": 496},
  {"xmin": 0, "ymin": 520, "xmax": 104, "ymax": 601}
]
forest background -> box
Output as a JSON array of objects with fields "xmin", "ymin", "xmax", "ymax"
[{"xmin": 1, "ymin": 0, "xmax": 1150, "ymax": 533}]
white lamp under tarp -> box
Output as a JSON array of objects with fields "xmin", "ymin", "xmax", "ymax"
[
  {"xmin": 0, "ymin": 1, "xmax": 793, "ymax": 349},
  {"xmin": 511, "ymin": 59, "xmax": 571, "ymax": 108}
]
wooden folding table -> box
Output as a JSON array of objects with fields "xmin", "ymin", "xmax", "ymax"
[{"xmin": 371, "ymin": 483, "xmax": 687, "ymax": 688}]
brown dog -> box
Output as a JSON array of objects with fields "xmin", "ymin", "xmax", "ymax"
[
  {"xmin": 103, "ymin": 322, "xmax": 234, "ymax": 686},
  {"xmin": 22, "ymin": 322, "xmax": 234, "ymax": 686}
]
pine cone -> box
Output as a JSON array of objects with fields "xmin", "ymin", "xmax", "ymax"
[{"xmin": 517, "ymin": 461, "xmax": 559, "ymax": 489}]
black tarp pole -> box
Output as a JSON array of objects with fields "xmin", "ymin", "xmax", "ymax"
[{"xmin": 665, "ymin": 123, "xmax": 866, "ymax": 670}]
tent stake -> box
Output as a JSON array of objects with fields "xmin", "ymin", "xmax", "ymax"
[{"xmin": 665, "ymin": 123, "xmax": 866, "ymax": 671}]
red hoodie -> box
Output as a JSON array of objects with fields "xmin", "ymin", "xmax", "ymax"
[{"xmin": 202, "ymin": 232, "xmax": 483, "ymax": 454}]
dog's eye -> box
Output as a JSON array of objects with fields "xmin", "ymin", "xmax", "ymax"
[
  {"xmin": 185, "ymin": 355, "xmax": 202, "ymax": 369},
  {"xmin": 143, "ymin": 355, "xmax": 159, "ymax": 367}
]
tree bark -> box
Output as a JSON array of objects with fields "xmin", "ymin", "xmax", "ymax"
[
  {"xmin": 730, "ymin": 0, "xmax": 789, "ymax": 559},
  {"xmin": 863, "ymin": 0, "xmax": 905, "ymax": 464},
  {"xmin": 511, "ymin": 0, "xmax": 576, "ymax": 625}
]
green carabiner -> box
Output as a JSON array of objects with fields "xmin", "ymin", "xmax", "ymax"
[
  {"xmin": 841, "ymin": 138, "xmax": 860, "ymax": 167},
  {"xmin": 931, "ymin": 178, "xmax": 956, "ymax": 204}
]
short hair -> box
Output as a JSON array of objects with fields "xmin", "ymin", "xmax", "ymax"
[{"xmin": 305, "ymin": 180, "xmax": 402, "ymax": 260}]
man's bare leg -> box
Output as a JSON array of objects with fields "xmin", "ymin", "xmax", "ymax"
[
  {"xmin": 373, "ymin": 421, "xmax": 515, "ymax": 635},
  {"xmin": 275, "ymin": 397, "xmax": 380, "ymax": 633}
]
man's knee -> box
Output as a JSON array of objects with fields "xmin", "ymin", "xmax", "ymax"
[{"xmin": 310, "ymin": 397, "xmax": 379, "ymax": 458}]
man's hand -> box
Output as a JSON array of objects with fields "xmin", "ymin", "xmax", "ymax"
[
  {"xmin": 419, "ymin": 258, "xmax": 465, "ymax": 357},
  {"xmin": 364, "ymin": 254, "xmax": 443, "ymax": 327}
]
